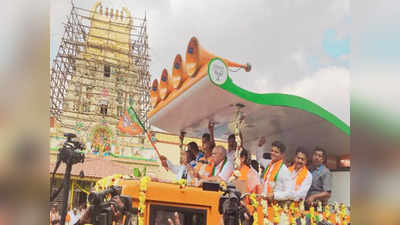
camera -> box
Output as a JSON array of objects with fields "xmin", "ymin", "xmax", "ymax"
[
  {"xmin": 203, "ymin": 182, "xmax": 250, "ymax": 225},
  {"xmin": 87, "ymin": 186, "xmax": 135, "ymax": 225},
  {"xmin": 88, "ymin": 186, "xmax": 122, "ymax": 205},
  {"xmin": 50, "ymin": 133, "xmax": 86, "ymax": 225},
  {"xmin": 58, "ymin": 133, "xmax": 85, "ymax": 165}
]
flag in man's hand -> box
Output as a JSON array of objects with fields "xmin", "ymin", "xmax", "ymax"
[
  {"xmin": 116, "ymin": 106, "xmax": 168, "ymax": 171},
  {"xmin": 117, "ymin": 110, "xmax": 143, "ymax": 136}
]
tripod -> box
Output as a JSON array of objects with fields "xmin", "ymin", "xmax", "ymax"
[{"xmin": 50, "ymin": 133, "xmax": 85, "ymax": 225}]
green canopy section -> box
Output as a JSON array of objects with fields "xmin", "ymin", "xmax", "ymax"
[{"xmin": 216, "ymin": 76, "xmax": 350, "ymax": 136}]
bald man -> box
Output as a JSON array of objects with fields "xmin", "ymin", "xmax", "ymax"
[{"xmin": 200, "ymin": 146, "xmax": 233, "ymax": 183}]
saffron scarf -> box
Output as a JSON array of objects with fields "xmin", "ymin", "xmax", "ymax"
[
  {"xmin": 196, "ymin": 156, "xmax": 213, "ymax": 176},
  {"xmin": 263, "ymin": 160, "xmax": 283, "ymax": 194},
  {"xmin": 288, "ymin": 164, "xmax": 308, "ymax": 191},
  {"xmin": 212, "ymin": 157, "xmax": 227, "ymax": 176}
]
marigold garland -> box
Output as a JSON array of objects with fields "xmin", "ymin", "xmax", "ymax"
[
  {"xmin": 249, "ymin": 193, "xmax": 259, "ymax": 225},
  {"xmin": 245, "ymin": 196, "xmax": 350, "ymax": 225},
  {"xmin": 177, "ymin": 179, "xmax": 187, "ymax": 190},
  {"xmin": 138, "ymin": 176, "xmax": 150, "ymax": 225},
  {"xmin": 94, "ymin": 174, "xmax": 125, "ymax": 192},
  {"xmin": 220, "ymin": 181, "xmax": 227, "ymax": 190},
  {"xmin": 309, "ymin": 207, "xmax": 317, "ymax": 225},
  {"xmin": 92, "ymin": 175, "xmax": 351, "ymax": 225},
  {"xmin": 259, "ymin": 198, "xmax": 271, "ymax": 225},
  {"xmin": 272, "ymin": 204, "xmax": 281, "ymax": 225}
]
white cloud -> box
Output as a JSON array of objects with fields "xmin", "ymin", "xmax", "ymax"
[
  {"xmin": 290, "ymin": 48, "xmax": 308, "ymax": 72},
  {"xmin": 282, "ymin": 66, "xmax": 350, "ymax": 124}
]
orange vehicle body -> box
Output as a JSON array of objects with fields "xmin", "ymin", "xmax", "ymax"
[
  {"xmin": 120, "ymin": 180, "xmax": 223, "ymax": 225},
  {"xmin": 119, "ymin": 179, "xmax": 347, "ymax": 225}
]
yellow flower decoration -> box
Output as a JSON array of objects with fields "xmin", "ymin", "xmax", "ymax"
[
  {"xmin": 310, "ymin": 207, "xmax": 316, "ymax": 225},
  {"xmin": 138, "ymin": 216, "xmax": 144, "ymax": 225},
  {"xmin": 248, "ymin": 193, "xmax": 259, "ymax": 225},
  {"xmin": 317, "ymin": 201, "xmax": 322, "ymax": 212},
  {"xmin": 253, "ymin": 211, "xmax": 258, "ymax": 225},
  {"xmin": 250, "ymin": 193, "xmax": 258, "ymax": 206},
  {"xmin": 260, "ymin": 199, "xmax": 268, "ymax": 216},
  {"xmin": 299, "ymin": 200, "xmax": 305, "ymax": 212},
  {"xmin": 220, "ymin": 181, "xmax": 227, "ymax": 190},
  {"xmin": 334, "ymin": 202, "xmax": 339, "ymax": 213},
  {"xmin": 138, "ymin": 176, "xmax": 150, "ymax": 225},
  {"xmin": 324, "ymin": 205, "xmax": 331, "ymax": 220},
  {"xmin": 290, "ymin": 215, "xmax": 297, "ymax": 225},
  {"xmin": 177, "ymin": 179, "xmax": 187, "ymax": 189},
  {"xmin": 94, "ymin": 174, "xmax": 124, "ymax": 192},
  {"xmin": 139, "ymin": 176, "xmax": 151, "ymax": 192},
  {"xmin": 272, "ymin": 204, "xmax": 281, "ymax": 224},
  {"xmin": 340, "ymin": 203, "xmax": 347, "ymax": 219},
  {"xmin": 310, "ymin": 206, "xmax": 315, "ymax": 216}
]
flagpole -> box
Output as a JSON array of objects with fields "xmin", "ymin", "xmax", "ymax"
[
  {"xmin": 119, "ymin": 106, "xmax": 169, "ymax": 171},
  {"xmin": 145, "ymin": 131, "xmax": 169, "ymax": 171}
]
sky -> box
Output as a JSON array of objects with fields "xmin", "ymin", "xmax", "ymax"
[{"xmin": 51, "ymin": 0, "xmax": 350, "ymax": 125}]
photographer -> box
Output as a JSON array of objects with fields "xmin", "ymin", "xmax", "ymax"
[{"xmin": 73, "ymin": 195, "xmax": 125, "ymax": 225}]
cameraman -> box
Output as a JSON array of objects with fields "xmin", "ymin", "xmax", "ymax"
[{"xmin": 73, "ymin": 195, "xmax": 124, "ymax": 225}]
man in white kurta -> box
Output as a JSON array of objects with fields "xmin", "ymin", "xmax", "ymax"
[
  {"xmin": 160, "ymin": 150, "xmax": 193, "ymax": 183},
  {"xmin": 201, "ymin": 146, "xmax": 233, "ymax": 182},
  {"xmin": 288, "ymin": 148, "xmax": 312, "ymax": 201},
  {"xmin": 256, "ymin": 137, "xmax": 291, "ymax": 201}
]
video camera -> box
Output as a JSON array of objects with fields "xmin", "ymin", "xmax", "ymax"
[
  {"xmin": 202, "ymin": 182, "xmax": 250, "ymax": 225},
  {"xmin": 87, "ymin": 186, "xmax": 135, "ymax": 225},
  {"xmin": 58, "ymin": 133, "xmax": 85, "ymax": 165},
  {"xmin": 50, "ymin": 133, "xmax": 86, "ymax": 225},
  {"xmin": 88, "ymin": 186, "xmax": 122, "ymax": 205}
]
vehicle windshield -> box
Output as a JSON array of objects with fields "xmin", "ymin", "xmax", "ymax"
[{"xmin": 149, "ymin": 204, "xmax": 206, "ymax": 225}]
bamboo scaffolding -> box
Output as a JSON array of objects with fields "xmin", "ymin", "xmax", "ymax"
[{"xmin": 50, "ymin": 3, "xmax": 151, "ymax": 129}]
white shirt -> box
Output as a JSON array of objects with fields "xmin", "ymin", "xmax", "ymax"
[
  {"xmin": 166, "ymin": 160, "xmax": 192, "ymax": 183},
  {"xmin": 226, "ymin": 150, "xmax": 235, "ymax": 163},
  {"xmin": 262, "ymin": 161, "xmax": 292, "ymax": 200},
  {"xmin": 213, "ymin": 159, "xmax": 234, "ymax": 181},
  {"xmin": 289, "ymin": 167, "xmax": 312, "ymax": 201},
  {"xmin": 255, "ymin": 144, "xmax": 291, "ymax": 200},
  {"xmin": 68, "ymin": 211, "xmax": 80, "ymax": 225}
]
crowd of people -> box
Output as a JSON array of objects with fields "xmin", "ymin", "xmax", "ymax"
[
  {"xmin": 50, "ymin": 121, "xmax": 333, "ymax": 225},
  {"xmin": 49, "ymin": 204, "xmax": 86, "ymax": 225},
  {"xmin": 160, "ymin": 122, "xmax": 333, "ymax": 207}
]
